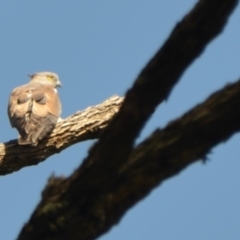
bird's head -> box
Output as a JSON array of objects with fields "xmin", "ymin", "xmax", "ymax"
[{"xmin": 28, "ymin": 71, "xmax": 62, "ymax": 88}]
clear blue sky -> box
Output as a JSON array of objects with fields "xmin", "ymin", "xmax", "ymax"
[{"xmin": 0, "ymin": 1, "xmax": 240, "ymax": 240}]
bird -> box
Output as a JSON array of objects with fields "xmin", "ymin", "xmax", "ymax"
[{"xmin": 8, "ymin": 72, "xmax": 62, "ymax": 146}]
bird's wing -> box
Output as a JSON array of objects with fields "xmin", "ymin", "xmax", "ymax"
[{"xmin": 8, "ymin": 83, "xmax": 61, "ymax": 145}]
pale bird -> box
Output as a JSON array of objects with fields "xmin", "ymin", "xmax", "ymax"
[{"xmin": 8, "ymin": 72, "xmax": 62, "ymax": 145}]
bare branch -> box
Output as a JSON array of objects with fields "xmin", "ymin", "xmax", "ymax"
[
  {"xmin": 76, "ymin": 0, "xmax": 238, "ymax": 188},
  {"xmin": 0, "ymin": 95, "xmax": 123, "ymax": 176},
  {"xmin": 18, "ymin": 79, "xmax": 240, "ymax": 240},
  {"xmin": 17, "ymin": 0, "xmax": 238, "ymax": 239}
]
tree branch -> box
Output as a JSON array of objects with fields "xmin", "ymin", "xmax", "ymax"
[
  {"xmin": 0, "ymin": 95, "xmax": 123, "ymax": 176},
  {"xmin": 18, "ymin": 79, "xmax": 240, "ymax": 240},
  {"xmin": 74, "ymin": 0, "xmax": 238, "ymax": 190},
  {"xmin": 16, "ymin": 0, "xmax": 238, "ymax": 239}
]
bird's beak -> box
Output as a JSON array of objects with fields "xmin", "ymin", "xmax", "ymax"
[{"xmin": 57, "ymin": 80, "xmax": 62, "ymax": 88}]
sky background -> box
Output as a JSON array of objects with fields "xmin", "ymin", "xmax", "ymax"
[{"xmin": 0, "ymin": 1, "xmax": 240, "ymax": 240}]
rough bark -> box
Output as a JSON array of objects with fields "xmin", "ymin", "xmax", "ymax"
[
  {"xmin": 16, "ymin": 0, "xmax": 238, "ymax": 240},
  {"xmin": 0, "ymin": 95, "xmax": 123, "ymax": 175},
  {"xmin": 18, "ymin": 79, "xmax": 240, "ymax": 240}
]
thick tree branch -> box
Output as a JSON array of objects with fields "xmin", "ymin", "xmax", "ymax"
[
  {"xmin": 0, "ymin": 95, "xmax": 123, "ymax": 175},
  {"xmin": 18, "ymin": 79, "xmax": 240, "ymax": 240},
  {"xmin": 17, "ymin": 0, "xmax": 238, "ymax": 239},
  {"xmin": 75, "ymin": 0, "xmax": 238, "ymax": 191},
  {"xmin": 13, "ymin": 0, "xmax": 240, "ymax": 240}
]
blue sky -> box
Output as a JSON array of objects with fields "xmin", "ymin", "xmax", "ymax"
[{"xmin": 0, "ymin": 1, "xmax": 240, "ymax": 240}]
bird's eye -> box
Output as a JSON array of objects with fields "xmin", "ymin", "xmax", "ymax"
[{"xmin": 47, "ymin": 75, "xmax": 54, "ymax": 81}]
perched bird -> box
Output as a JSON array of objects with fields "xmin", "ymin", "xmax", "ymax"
[{"xmin": 8, "ymin": 72, "xmax": 62, "ymax": 146}]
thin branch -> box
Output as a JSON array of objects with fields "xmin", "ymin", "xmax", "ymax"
[{"xmin": 0, "ymin": 95, "xmax": 124, "ymax": 175}]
